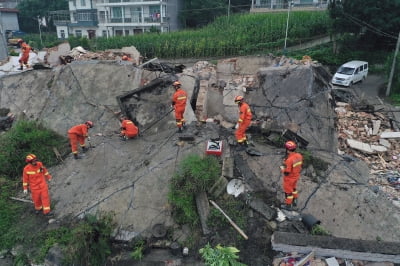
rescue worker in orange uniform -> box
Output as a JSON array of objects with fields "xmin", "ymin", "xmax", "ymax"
[
  {"xmin": 234, "ymin": 95, "xmax": 252, "ymax": 147},
  {"xmin": 22, "ymin": 154, "xmax": 53, "ymax": 216},
  {"xmin": 122, "ymin": 55, "xmax": 133, "ymax": 62},
  {"xmin": 171, "ymin": 81, "xmax": 187, "ymax": 133},
  {"xmin": 119, "ymin": 116, "xmax": 139, "ymax": 140},
  {"xmin": 280, "ymin": 140, "xmax": 303, "ymax": 210},
  {"xmin": 68, "ymin": 121, "xmax": 94, "ymax": 159},
  {"xmin": 17, "ymin": 39, "xmax": 31, "ymax": 71}
]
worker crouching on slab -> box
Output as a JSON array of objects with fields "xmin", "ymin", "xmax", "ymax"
[
  {"xmin": 22, "ymin": 154, "xmax": 54, "ymax": 216},
  {"xmin": 119, "ymin": 116, "xmax": 139, "ymax": 140},
  {"xmin": 280, "ymin": 140, "xmax": 303, "ymax": 211},
  {"xmin": 171, "ymin": 81, "xmax": 187, "ymax": 133},
  {"xmin": 67, "ymin": 121, "xmax": 94, "ymax": 159}
]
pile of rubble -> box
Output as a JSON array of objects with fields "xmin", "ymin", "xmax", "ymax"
[
  {"xmin": 335, "ymin": 102, "xmax": 400, "ymax": 202},
  {"xmin": 57, "ymin": 45, "xmax": 142, "ymax": 65}
]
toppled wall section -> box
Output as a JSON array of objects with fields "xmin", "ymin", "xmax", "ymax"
[{"xmin": 272, "ymin": 232, "xmax": 400, "ymax": 263}]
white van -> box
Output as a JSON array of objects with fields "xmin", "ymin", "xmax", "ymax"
[{"xmin": 331, "ymin": 61, "xmax": 368, "ymax": 87}]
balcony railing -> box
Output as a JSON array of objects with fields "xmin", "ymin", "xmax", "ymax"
[{"xmin": 102, "ymin": 16, "xmax": 168, "ymax": 24}]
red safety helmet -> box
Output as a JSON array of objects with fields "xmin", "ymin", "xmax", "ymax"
[
  {"xmin": 234, "ymin": 95, "xmax": 244, "ymax": 104},
  {"xmin": 172, "ymin": 81, "xmax": 181, "ymax": 87},
  {"xmin": 85, "ymin": 121, "xmax": 94, "ymax": 128},
  {"xmin": 25, "ymin": 153, "xmax": 37, "ymax": 163},
  {"xmin": 122, "ymin": 55, "xmax": 128, "ymax": 61},
  {"xmin": 284, "ymin": 141, "xmax": 297, "ymax": 151}
]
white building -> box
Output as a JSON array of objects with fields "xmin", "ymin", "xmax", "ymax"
[{"xmin": 52, "ymin": 0, "xmax": 182, "ymax": 39}]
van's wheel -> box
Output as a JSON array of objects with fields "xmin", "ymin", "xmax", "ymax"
[{"xmin": 349, "ymin": 81, "xmax": 353, "ymax": 87}]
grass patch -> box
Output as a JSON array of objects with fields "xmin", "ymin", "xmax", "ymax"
[
  {"xmin": 0, "ymin": 120, "xmax": 68, "ymax": 180},
  {"xmin": 168, "ymin": 154, "xmax": 221, "ymax": 227}
]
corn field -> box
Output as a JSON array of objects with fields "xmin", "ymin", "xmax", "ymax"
[{"xmin": 77, "ymin": 11, "xmax": 330, "ymax": 58}]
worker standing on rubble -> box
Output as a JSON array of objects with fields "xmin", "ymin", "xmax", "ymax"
[
  {"xmin": 17, "ymin": 39, "xmax": 31, "ymax": 71},
  {"xmin": 280, "ymin": 140, "xmax": 303, "ymax": 210},
  {"xmin": 119, "ymin": 116, "xmax": 139, "ymax": 140},
  {"xmin": 22, "ymin": 154, "xmax": 53, "ymax": 216},
  {"xmin": 234, "ymin": 95, "xmax": 252, "ymax": 148},
  {"xmin": 171, "ymin": 81, "xmax": 187, "ymax": 133},
  {"xmin": 67, "ymin": 121, "xmax": 94, "ymax": 159}
]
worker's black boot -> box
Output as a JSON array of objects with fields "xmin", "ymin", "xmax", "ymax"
[
  {"xmin": 74, "ymin": 154, "xmax": 81, "ymax": 160},
  {"xmin": 177, "ymin": 127, "xmax": 183, "ymax": 133},
  {"xmin": 236, "ymin": 143, "xmax": 246, "ymax": 151},
  {"xmin": 82, "ymin": 146, "xmax": 89, "ymax": 153},
  {"xmin": 18, "ymin": 66, "xmax": 23, "ymax": 70},
  {"xmin": 280, "ymin": 204, "xmax": 293, "ymax": 211},
  {"xmin": 293, "ymin": 198, "xmax": 298, "ymax": 207},
  {"xmin": 44, "ymin": 211, "xmax": 54, "ymax": 217}
]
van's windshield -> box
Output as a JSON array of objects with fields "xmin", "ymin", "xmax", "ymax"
[{"xmin": 337, "ymin": 66, "xmax": 355, "ymax": 75}]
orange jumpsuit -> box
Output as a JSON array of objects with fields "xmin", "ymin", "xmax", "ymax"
[
  {"xmin": 68, "ymin": 124, "xmax": 89, "ymax": 155},
  {"xmin": 23, "ymin": 161, "xmax": 52, "ymax": 214},
  {"xmin": 19, "ymin": 42, "xmax": 31, "ymax": 65},
  {"xmin": 172, "ymin": 88, "xmax": 187, "ymax": 128},
  {"xmin": 281, "ymin": 152, "xmax": 303, "ymax": 205},
  {"xmin": 120, "ymin": 119, "xmax": 138, "ymax": 138},
  {"xmin": 235, "ymin": 102, "xmax": 252, "ymax": 143}
]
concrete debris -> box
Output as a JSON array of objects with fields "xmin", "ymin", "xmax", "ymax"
[
  {"xmin": 337, "ymin": 106, "xmax": 400, "ymax": 169},
  {"xmin": 272, "ymin": 232, "xmax": 400, "ymax": 263},
  {"xmin": 336, "ymin": 102, "xmax": 400, "ymax": 201}
]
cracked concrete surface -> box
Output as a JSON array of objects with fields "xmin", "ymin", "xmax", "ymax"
[{"xmin": 0, "ymin": 55, "xmax": 399, "ymax": 264}]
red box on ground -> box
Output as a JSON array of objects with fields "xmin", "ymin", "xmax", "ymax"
[{"xmin": 206, "ymin": 140, "xmax": 223, "ymax": 156}]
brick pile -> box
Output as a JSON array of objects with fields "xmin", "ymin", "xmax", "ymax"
[{"xmin": 335, "ymin": 102, "xmax": 400, "ymax": 202}]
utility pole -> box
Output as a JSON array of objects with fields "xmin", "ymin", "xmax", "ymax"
[
  {"xmin": 37, "ymin": 16, "xmax": 43, "ymax": 47},
  {"xmin": 284, "ymin": 1, "xmax": 293, "ymax": 54},
  {"xmin": 228, "ymin": 0, "xmax": 231, "ymax": 18},
  {"xmin": 386, "ymin": 31, "xmax": 400, "ymax": 97}
]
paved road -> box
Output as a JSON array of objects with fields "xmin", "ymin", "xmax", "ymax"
[
  {"xmin": 354, "ymin": 74, "xmax": 386, "ymax": 97},
  {"xmin": 332, "ymin": 74, "xmax": 387, "ymax": 105}
]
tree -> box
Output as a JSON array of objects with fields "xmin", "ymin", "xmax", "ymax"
[
  {"xmin": 17, "ymin": 0, "xmax": 68, "ymax": 33},
  {"xmin": 179, "ymin": 0, "xmax": 252, "ymax": 28},
  {"xmin": 179, "ymin": 0, "xmax": 226, "ymax": 28},
  {"xmin": 328, "ymin": 0, "xmax": 400, "ymax": 50}
]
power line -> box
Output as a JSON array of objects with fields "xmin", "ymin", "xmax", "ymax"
[{"xmin": 341, "ymin": 12, "xmax": 398, "ymax": 40}]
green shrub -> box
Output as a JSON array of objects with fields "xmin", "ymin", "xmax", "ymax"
[
  {"xmin": 130, "ymin": 239, "xmax": 146, "ymax": 261},
  {"xmin": 310, "ymin": 224, "xmax": 330, "ymax": 236},
  {"xmin": 199, "ymin": 243, "xmax": 246, "ymax": 266},
  {"xmin": 63, "ymin": 213, "xmax": 115, "ymax": 265},
  {"xmin": 0, "ymin": 120, "xmax": 67, "ymax": 179},
  {"xmin": 0, "ymin": 178, "xmax": 23, "ymax": 249},
  {"xmin": 168, "ymin": 154, "xmax": 221, "ymax": 226},
  {"xmin": 20, "ymin": 33, "xmax": 64, "ymax": 50}
]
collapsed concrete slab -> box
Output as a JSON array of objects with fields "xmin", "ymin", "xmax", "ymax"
[{"xmin": 272, "ymin": 231, "xmax": 400, "ymax": 263}]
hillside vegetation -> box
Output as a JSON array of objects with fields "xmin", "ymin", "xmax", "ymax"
[{"xmin": 69, "ymin": 11, "xmax": 330, "ymax": 58}]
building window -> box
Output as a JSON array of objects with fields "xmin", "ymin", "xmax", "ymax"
[
  {"xmin": 81, "ymin": 0, "xmax": 86, "ymax": 6},
  {"xmin": 112, "ymin": 7, "xmax": 122, "ymax": 18},
  {"xmin": 125, "ymin": 30, "xmax": 129, "ymax": 36},
  {"xmin": 115, "ymin": 30, "xmax": 123, "ymax": 36},
  {"xmin": 61, "ymin": 30, "xmax": 66, "ymax": 39},
  {"xmin": 102, "ymin": 30, "xmax": 107, "ymax": 37},
  {"xmin": 75, "ymin": 30, "xmax": 82, "ymax": 37}
]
